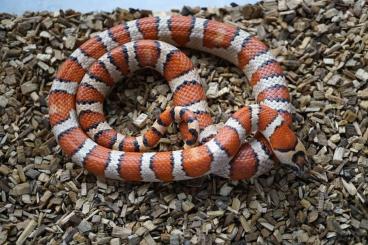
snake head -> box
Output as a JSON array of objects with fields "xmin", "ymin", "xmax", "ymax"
[{"xmin": 273, "ymin": 138, "xmax": 311, "ymax": 177}]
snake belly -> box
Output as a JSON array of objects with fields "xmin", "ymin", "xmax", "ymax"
[{"xmin": 49, "ymin": 16, "xmax": 307, "ymax": 182}]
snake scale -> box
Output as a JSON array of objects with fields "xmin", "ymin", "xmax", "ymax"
[{"xmin": 48, "ymin": 16, "xmax": 310, "ymax": 182}]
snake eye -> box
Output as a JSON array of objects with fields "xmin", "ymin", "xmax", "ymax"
[
  {"xmin": 290, "ymin": 151, "xmax": 311, "ymax": 176},
  {"xmin": 292, "ymin": 151, "xmax": 307, "ymax": 167}
]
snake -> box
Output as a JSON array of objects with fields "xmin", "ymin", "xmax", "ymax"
[{"xmin": 48, "ymin": 16, "xmax": 310, "ymax": 182}]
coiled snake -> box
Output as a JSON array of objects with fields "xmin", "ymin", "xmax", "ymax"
[{"xmin": 49, "ymin": 16, "xmax": 310, "ymax": 182}]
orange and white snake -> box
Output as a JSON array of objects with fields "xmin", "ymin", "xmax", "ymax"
[{"xmin": 48, "ymin": 16, "xmax": 310, "ymax": 182}]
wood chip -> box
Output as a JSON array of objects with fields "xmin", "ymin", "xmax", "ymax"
[{"xmin": 16, "ymin": 220, "xmax": 37, "ymax": 245}]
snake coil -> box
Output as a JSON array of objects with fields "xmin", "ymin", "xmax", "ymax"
[{"xmin": 49, "ymin": 16, "xmax": 310, "ymax": 182}]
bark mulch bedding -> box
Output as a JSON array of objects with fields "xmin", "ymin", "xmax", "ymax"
[{"xmin": 0, "ymin": 0, "xmax": 367, "ymax": 244}]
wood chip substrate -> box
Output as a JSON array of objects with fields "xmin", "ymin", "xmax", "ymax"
[{"xmin": 0, "ymin": 0, "xmax": 367, "ymax": 244}]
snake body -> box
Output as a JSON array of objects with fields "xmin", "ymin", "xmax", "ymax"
[{"xmin": 49, "ymin": 16, "xmax": 309, "ymax": 182}]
